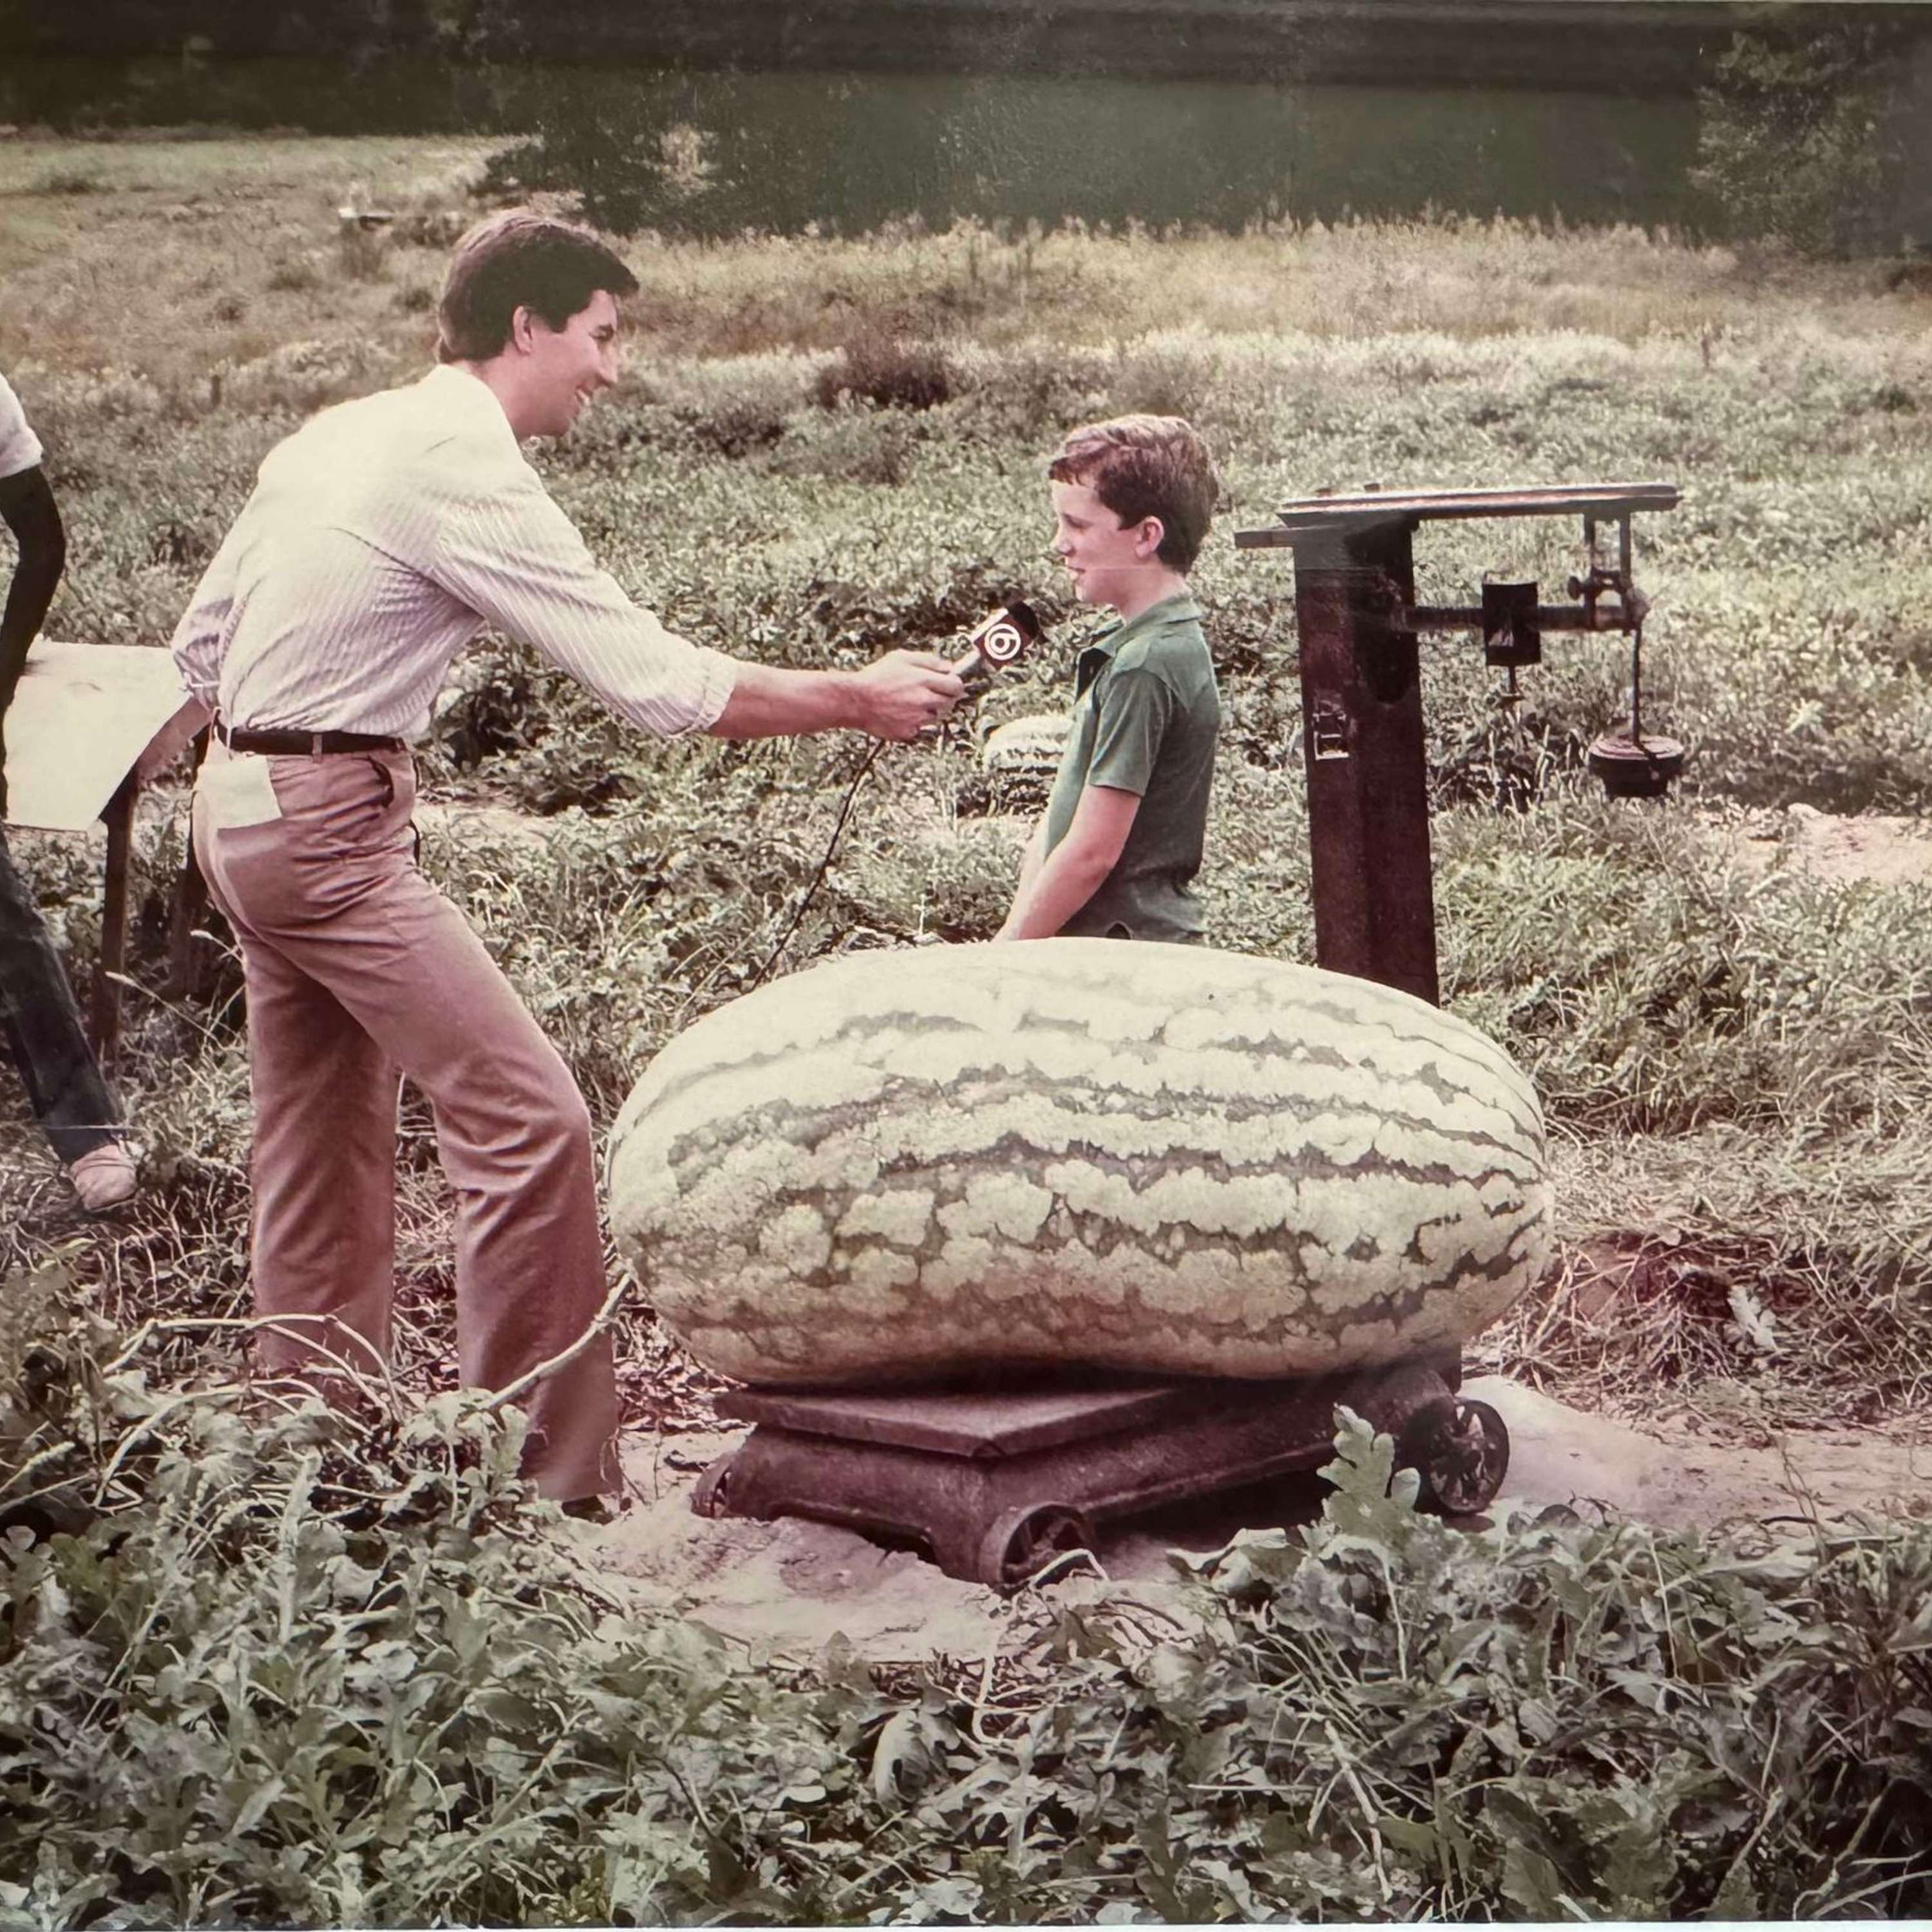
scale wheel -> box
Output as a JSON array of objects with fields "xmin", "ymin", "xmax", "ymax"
[
  {"xmin": 1398, "ymin": 1397, "xmax": 1510, "ymax": 1517},
  {"xmin": 690, "ymin": 1453, "xmax": 736, "ymax": 1519},
  {"xmin": 976, "ymin": 1502, "xmax": 1096, "ymax": 1591}
]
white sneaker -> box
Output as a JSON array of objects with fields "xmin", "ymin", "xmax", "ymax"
[{"xmin": 71, "ymin": 1142, "xmax": 138, "ymax": 1212}]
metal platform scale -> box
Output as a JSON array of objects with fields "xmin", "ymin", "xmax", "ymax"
[
  {"xmin": 694, "ymin": 1355, "xmax": 1508, "ymax": 1589},
  {"xmin": 691, "ymin": 484, "xmax": 1678, "ymax": 1589}
]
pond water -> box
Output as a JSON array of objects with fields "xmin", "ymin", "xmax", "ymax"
[{"xmin": 511, "ymin": 67, "xmax": 1704, "ymax": 236}]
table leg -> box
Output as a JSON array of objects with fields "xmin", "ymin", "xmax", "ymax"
[
  {"xmin": 166, "ymin": 728, "xmax": 211, "ymax": 1001},
  {"xmin": 91, "ymin": 773, "xmax": 137, "ymax": 1068}
]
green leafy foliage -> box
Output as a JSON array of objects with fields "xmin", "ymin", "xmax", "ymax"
[
  {"xmin": 1437, "ymin": 802, "xmax": 1932, "ymax": 1135},
  {"xmin": 0, "ymin": 1274, "xmax": 869, "ymax": 1926},
  {"xmin": 1692, "ymin": 22, "xmax": 1923, "ymax": 257},
  {"xmin": 7, "ymin": 1294, "xmax": 1930, "ymax": 1924},
  {"xmin": 1162, "ymin": 1417, "xmax": 1932, "ymax": 1919}
]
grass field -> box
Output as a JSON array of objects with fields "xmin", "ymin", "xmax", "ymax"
[{"xmin": 4, "ymin": 131, "xmax": 1932, "ymax": 1921}]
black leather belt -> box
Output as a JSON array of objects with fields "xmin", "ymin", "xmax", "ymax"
[{"xmin": 220, "ymin": 726, "xmax": 407, "ymax": 756}]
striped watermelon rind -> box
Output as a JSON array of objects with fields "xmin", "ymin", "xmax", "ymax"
[{"xmin": 607, "ymin": 939, "xmax": 1551, "ymax": 1386}]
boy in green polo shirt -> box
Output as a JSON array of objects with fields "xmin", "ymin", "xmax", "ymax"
[{"xmin": 993, "ymin": 413, "xmax": 1221, "ymax": 943}]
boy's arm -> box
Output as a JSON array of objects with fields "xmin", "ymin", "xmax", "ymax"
[
  {"xmin": 1009, "ymin": 817, "xmax": 1049, "ymax": 903},
  {"xmin": 994, "ymin": 784, "xmax": 1141, "ymax": 941}
]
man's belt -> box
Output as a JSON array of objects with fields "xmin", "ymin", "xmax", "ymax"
[{"xmin": 219, "ymin": 725, "xmax": 408, "ymax": 755}]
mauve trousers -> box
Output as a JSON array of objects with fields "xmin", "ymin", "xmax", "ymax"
[{"xmin": 192, "ymin": 742, "xmax": 619, "ymax": 1501}]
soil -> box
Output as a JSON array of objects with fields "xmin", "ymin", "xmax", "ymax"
[{"xmin": 1723, "ymin": 801, "xmax": 1932, "ymax": 886}]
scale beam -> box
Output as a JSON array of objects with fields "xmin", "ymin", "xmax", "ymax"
[
  {"xmin": 1235, "ymin": 480, "xmax": 1681, "ymax": 543},
  {"xmin": 1237, "ymin": 480, "xmax": 1681, "ymax": 1003}
]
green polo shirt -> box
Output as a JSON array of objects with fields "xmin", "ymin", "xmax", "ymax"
[{"xmin": 1041, "ymin": 590, "xmax": 1220, "ymax": 942}]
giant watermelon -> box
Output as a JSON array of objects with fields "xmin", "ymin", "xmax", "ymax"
[{"xmin": 607, "ymin": 940, "xmax": 1550, "ymax": 1385}]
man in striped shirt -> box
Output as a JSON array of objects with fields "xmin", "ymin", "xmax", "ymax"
[{"xmin": 171, "ymin": 211, "xmax": 965, "ymax": 1513}]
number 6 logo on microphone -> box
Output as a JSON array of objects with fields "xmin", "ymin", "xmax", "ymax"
[
  {"xmin": 958, "ymin": 600, "xmax": 1042, "ymax": 682},
  {"xmin": 977, "ymin": 617, "xmax": 1027, "ymax": 665}
]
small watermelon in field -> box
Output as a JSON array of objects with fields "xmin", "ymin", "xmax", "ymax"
[
  {"xmin": 980, "ymin": 712, "xmax": 1070, "ymax": 776},
  {"xmin": 607, "ymin": 940, "xmax": 1551, "ymax": 1387}
]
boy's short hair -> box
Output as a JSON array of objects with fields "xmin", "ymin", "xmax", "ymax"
[
  {"xmin": 1047, "ymin": 414, "xmax": 1220, "ymax": 573},
  {"xmin": 437, "ymin": 210, "xmax": 640, "ymax": 363}
]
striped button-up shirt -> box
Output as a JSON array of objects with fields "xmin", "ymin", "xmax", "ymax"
[{"xmin": 170, "ymin": 364, "xmax": 737, "ymax": 738}]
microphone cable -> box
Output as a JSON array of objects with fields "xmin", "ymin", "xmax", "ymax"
[{"xmin": 746, "ymin": 600, "xmax": 1041, "ymax": 990}]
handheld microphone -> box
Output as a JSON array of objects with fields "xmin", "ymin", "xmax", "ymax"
[
  {"xmin": 952, "ymin": 600, "xmax": 1042, "ymax": 689},
  {"xmin": 749, "ymin": 600, "xmax": 1045, "ymax": 989}
]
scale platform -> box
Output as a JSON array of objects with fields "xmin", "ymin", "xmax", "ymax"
[{"xmin": 692, "ymin": 1354, "xmax": 1509, "ymax": 1589}]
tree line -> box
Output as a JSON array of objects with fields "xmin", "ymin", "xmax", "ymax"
[
  {"xmin": 10, "ymin": 1, "xmax": 1913, "ymax": 108},
  {"xmin": 3, "ymin": 1, "xmax": 1927, "ymax": 257}
]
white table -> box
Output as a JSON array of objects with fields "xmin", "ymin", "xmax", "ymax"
[{"xmin": 3, "ymin": 639, "xmax": 207, "ymax": 1066}]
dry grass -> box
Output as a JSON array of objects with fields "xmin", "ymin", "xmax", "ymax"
[
  {"xmin": 0, "ymin": 136, "xmax": 489, "ymax": 389},
  {"xmin": 5, "ymin": 133, "xmax": 1929, "ymax": 392},
  {"xmin": 601, "ymin": 216, "xmax": 1932, "ymax": 359},
  {"xmin": 1475, "ymin": 1127, "xmax": 1932, "ymax": 1434}
]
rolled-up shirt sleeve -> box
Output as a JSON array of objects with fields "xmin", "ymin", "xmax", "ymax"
[{"xmin": 434, "ymin": 462, "xmax": 737, "ymax": 737}]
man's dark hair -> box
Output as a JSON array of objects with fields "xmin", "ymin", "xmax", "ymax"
[
  {"xmin": 437, "ymin": 210, "xmax": 639, "ymax": 363},
  {"xmin": 1047, "ymin": 415, "xmax": 1220, "ymax": 573}
]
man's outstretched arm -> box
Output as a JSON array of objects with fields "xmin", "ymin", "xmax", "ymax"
[
  {"xmin": 705, "ymin": 652, "xmax": 965, "ymax": 743},
  {"xmin": 435, "ymin": 461, "xmax": 963, "ymax": 743}
]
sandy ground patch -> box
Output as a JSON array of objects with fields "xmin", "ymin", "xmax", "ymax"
[{"xmin": 1725, "ymin": 801, "xmax": 1932, "ymax": 886}]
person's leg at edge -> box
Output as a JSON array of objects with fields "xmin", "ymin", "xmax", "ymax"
[{"xmin": 0, "ymin": 830, "xmax": 133, "ymax": 1200}]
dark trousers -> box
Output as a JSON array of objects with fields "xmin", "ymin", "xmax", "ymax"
[{"xmin": 0, "ymin": 829, "xmax": 122, "ymax": 1164}]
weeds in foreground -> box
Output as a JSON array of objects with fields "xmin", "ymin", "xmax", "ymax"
[{"xmin": 5, "ymin": 1286, "xmax": 1929, "ymax": 1924}]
